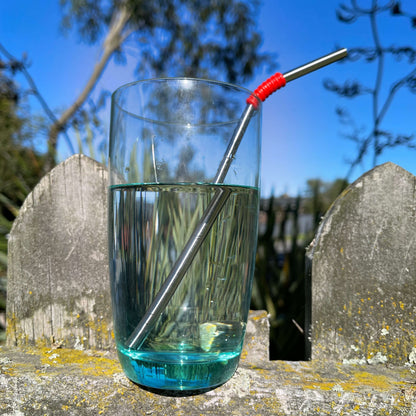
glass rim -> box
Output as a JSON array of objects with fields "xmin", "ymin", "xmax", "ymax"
[{"xmin": 111, "ymin": 76, "xmax": 262, "ymax": 127}]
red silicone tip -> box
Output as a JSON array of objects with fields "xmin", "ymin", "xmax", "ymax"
[{"xmin": 246, "ymin": 72, "xmax": 287, "ymax": 108}]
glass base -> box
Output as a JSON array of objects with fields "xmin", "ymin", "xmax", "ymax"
[{"xmin": 117, "ymin": 347, "xmax": 241, "ymax": 391}]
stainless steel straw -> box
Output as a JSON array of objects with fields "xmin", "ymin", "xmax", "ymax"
[{"xmin": 127, "ymin": 48, "xmax": 348, "ymax": 350}]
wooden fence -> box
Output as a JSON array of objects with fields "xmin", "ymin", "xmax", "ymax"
[{"xmin": 1, "ymin": 154, "xmax": 416, "ymax": 415}]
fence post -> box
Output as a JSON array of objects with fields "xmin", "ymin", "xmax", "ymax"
[
  {"xmin": 6, "ymin": 154, "xmax": 113, "ymax": 349},
  {"xmin": 307, "ymin": 162, "xmax": 416, "ymax": 365}
]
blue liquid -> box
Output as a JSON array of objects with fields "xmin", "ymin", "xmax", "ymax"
[{"xmin": 118, "ymin": 347, "xmax": 241, "ymax": 390}]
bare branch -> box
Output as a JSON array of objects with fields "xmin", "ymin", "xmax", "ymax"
[
  {"xmin": 369, "ymin": 0, "xmax": 385, "ymax": 164},
  {"xmin": 386, "ymin": 46, "xmax": 416, "ymax": 63},
  {"xmin": 344, "ymin": 47, "xmax": 378, "ymax": 61},
  {"xmin": 351, "ymin": 0, "xmax": 394, "ymax": 14},
  {"xmin": 336, "ymin": 4, "xmax": 358, "ymax": 23},
  {"xmin": 377, "ymin": 66, "xmax": 416, "ymax": 124},
  {"xmin": 333, "ymin": 0, "xmax": 416, "ymax": 174},
  {"xmin": 324, "ymin": 79, "xmax": 372, "ymax": 97},
  {"xmin": 46, "ymin": 4, "xmax": 132, "ymax": 168},
  {"xmin": 0, "ymin": 43, "xmax": 75, "ymax": 154}
]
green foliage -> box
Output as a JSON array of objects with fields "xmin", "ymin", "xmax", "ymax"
[
  {"xmin": 0, "ymin": 73, "xmax": 46, "ymax": 274},
  {"xmin": 71, "ymin": 108, "xmax": 107, "ymax": 164},
  {"xmin": 303, "ymin": 178, "xmax": 349, "ymax": 229},
  {"xmin": 0, "ymin": 72, "xmax": 46, "ymax": 344},
  {"xmin": 59, "ymin": 0, "xmax": 275, "ymax": 83},
  {"xmin": 252, "ymin": 178, "xmax": 348, "ymax": 360}
]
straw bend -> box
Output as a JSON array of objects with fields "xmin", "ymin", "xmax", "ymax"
[
  {"xmin": 246, "ymin": 73, "xmax": 286, "ymax": 108},
  {"xmin": 246, "ymin": 48, "xmax": 348, "ymax": 109}
]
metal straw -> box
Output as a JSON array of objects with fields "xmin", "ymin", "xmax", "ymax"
[{"xmin": 127, "ymin": 48, "xmax": 348, "ymax": 350}]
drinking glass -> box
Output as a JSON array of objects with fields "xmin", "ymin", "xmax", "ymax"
[{"xmin": 108, "ymin": 78, "xmax": 261, "ymax": 391}]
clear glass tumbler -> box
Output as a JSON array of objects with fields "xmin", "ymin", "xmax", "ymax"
[{"xmin": 108, "ymin": 78, "xmax": 261, "ymax": 391}]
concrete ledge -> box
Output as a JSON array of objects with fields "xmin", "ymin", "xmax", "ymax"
[
  {"xmin": 3, "ymin": 309, "xmax": 415, "ymax": 415},
  {"xmin": 1, "ymin": 345, "xmax": 416, "ymax": 415}
]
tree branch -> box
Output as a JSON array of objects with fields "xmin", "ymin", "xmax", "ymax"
[
  {"xmin": 46, "ymin": 4, "xmax": 132, "ymax": 169},
  {"xmin": 377, "ymin": 66, "xmax": 416, "ymax": 124},
  {"xmin": 0, "ymin": 43, "xmax": 75, "ymax": 155},
  {"xmin": 351, "ymin": 0, "xmax": 394, "ymax": 14},
  {"xmin": 370, "ymin": 0, "xmax": 384, "ymax": 166}
]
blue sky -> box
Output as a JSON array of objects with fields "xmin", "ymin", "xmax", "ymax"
[{"xmin": 1, "ymin": 1, "xmax": 416, "ymax": 197}]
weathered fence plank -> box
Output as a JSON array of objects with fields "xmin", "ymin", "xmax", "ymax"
[
  {"xmin": 6, "ymin": 154, "xmax": 112, "ymax": 349},
  {"xmin": 308, "ymin": 162, "xmax": 416, "ymax": 365}
]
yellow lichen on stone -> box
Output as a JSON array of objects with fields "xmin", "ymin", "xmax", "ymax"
[
  {"xmin": 1, "ymin": 364, "xmax": 16, "ymax": 377},
  {"xmin": 349, "ymin": 371, "xmax": 392, "ymax": 391},
  {"xmin": 38, "ymin": 348, "xmax": 122, "ymax": 377},
  {"xmin": 5, "ymin": 312, "xmax": 17, "ymax": 343},
  {"xmin": 249, "ymin": 310, "xmax": 268, "ymax": 321}
]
